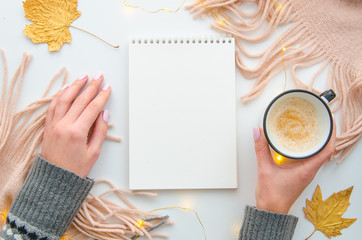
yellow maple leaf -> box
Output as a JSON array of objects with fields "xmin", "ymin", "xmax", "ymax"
[
  {"xmin": 304, "ymin": 185, "xmax": 357, "ymax": 239},
  {"xmin": 23, "ymin": 0, "xmax": 81, "ymax": 51}
]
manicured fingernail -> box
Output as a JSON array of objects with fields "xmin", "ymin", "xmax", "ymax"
[
  {"xmin": 94, "ymin": 72, "xmax": 103, "ymax": 81},
  {"xmin": 102, "ymin": 83, "xmax": 110, "ymax": 90},
  {"xmin": 103, "ymin": 109, "xmax": 109, "ymax": 122},
  {"xmin": 78, "ymin": 73, "xmax": 88, "ymax": 81},
  {"xmin": 253, "ymin": 127, "xmax": 261, "ymax": 140},
  {"xmin": 61, "ymin": 84, "xmax": 68, "ymax": 91}
]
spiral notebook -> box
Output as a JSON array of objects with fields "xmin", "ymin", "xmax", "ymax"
[{"xmin": 129, "ymin": 37, "xmax": 237, "ymax": 190}]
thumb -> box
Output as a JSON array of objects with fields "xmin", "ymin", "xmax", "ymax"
[
  {"xmin": 253, "ymin": 127, "xmax": 274, "ymax": 168},
  {"xmin": 88, "ymin": 110, "xmax": 109, "ymax": 163}
]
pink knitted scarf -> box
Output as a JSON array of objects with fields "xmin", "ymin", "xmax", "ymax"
[{"xmin": 188, "ymin": 0, "xmax": 362, "ymax": 162}]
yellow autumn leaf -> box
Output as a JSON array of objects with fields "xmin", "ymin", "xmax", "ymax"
[
  {"xmin": 304, "ymin": 185, "xmax": 357, "ymax": 239},
  {"xmin": 23, "ymin": 0, "xmax": 81, "ymax": 51}
]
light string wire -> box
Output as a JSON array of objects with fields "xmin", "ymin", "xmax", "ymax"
[
  {"xmin": 133, "ymin": 206, "xmax": 206, "ymax": 240},
  {"xmin": 270, "ymin": 0, "xmax": 287, "ymax": 91},
  {"xmin": 123, "ymin": 0, "xmax": 227, "ymax": 25},
  {"xmin": 199, "ymin": 0, "xmax": 228, "ymax": 25},
  {"xmin": 123, "ymin": 0, "xmax": 187, "ymax": 13}
]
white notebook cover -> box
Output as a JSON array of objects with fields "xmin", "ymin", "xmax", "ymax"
[{"xmin": 129, "ymin": 37, "xmax": 237, "ymax": 190}]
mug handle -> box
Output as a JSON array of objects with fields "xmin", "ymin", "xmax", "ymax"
[{"xmin": 320, "ymin": 89, "xmax": 336, "ymax": 103}]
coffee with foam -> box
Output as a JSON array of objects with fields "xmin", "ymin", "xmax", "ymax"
[{"xmin": 267, "ymin": 97, "xmax": 321, "ymax": 153}]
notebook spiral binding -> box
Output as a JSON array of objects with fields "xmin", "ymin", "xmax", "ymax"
[{"xmin": 131, "ymin": 36, "xmax": 234, "ymax": 45}]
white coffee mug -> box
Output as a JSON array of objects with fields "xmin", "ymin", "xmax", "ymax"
[{"xmin": 263, "ymin": 89, "xmax": 335, "ymax": 161}]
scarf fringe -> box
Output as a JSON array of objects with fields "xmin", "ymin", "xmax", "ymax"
[
  {"xmin": 68, "ymin": 180, "xmax": 170, "ymax": 240},
  {"xmin": 0, "ymin": 50, "xmax": 54, "ymax": 211},
  {"xmin": 187, "ymin": 0, "xmax": 361, "ymax": 163},
  {"xmin": 0, "ymin": 50, "xmax": 165, "ymax": 239}
]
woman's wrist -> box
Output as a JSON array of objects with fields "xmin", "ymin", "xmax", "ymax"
[
  {"xmin": 255, "ymin": 191, "xmax": 292, "ymax": 214},
  {"xmin": 256, "ymin": 201, "xmax": 290, "ymax": 214}
]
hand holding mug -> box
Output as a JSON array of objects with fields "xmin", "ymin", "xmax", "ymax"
[
  {"xmin": 253, "ymin": 124, "xmax": 335, "ymax": 214},
  {"xmin": 253, "ymin": 89, "xmax": 336, "ymax": 214}
]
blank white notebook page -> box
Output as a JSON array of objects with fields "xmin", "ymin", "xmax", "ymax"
[{"xmin": 129, "ymin": 38, "xmax": 237, "ymax": 190}]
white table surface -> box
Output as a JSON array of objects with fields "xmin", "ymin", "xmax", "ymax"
[{"xmin": 1, "ymin": 1, "xmax": 361, "ymax": 240}]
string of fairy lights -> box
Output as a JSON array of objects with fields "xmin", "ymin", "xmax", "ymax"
[
  {"xmin": 123, "ymin": 0, "xmax": 187, "ymax": 13},
  {"xmin": 133, "ymin": 206, "xmax": 206, "ymax": 240},
  {"xmin": 270, "ymin": 0, "xmax": 288, "ymax": 91}
]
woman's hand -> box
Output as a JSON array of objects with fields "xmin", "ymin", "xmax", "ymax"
[
  {"xmin": 40, "ymin": 73, "xmax": 111, "ymax": 178},
  {"xmin": 253, "ymin": 124, "xmax": 336, "ymax": 214}
]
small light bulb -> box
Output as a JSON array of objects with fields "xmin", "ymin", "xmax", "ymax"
[
  {"xmin": 282, "ymin": 47, "xmax": 286, "ymax": 52},
  {"xmin": 274, "ymin": 154, "xmax": 284, "ymax": 165},
  {"xmin": 137, "ymin": 219, "xmax": 144, "ymax": 227},
  {"xmin": 182, "ymin": 199, "xmax": 193, "ymax": 210},
  {"xmin": 0, "ymin": 209, "xmax": 8, "ymax": 221}
]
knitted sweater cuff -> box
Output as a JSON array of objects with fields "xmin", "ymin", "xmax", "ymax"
[
  {"xmin": 8, "ymin": 155, "xmax": 94, "ymax": 239},
  {"xmin": 239, "ymin": 205, "xmax": 298, "ymax": 240}
]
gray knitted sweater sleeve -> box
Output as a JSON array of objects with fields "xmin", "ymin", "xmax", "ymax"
[
  {"xmin": 0, "ymin": 155, "xmax": 94, "ymax": 240},
  {"xmin": 239, "ymin": 205, "xmax": 298, "ymax": 240}
]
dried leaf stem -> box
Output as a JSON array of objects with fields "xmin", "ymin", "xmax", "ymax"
[
  {"xmin": 305, "ymin": 229, "xmax": 316, "ymax": 240},
  {"xmin": 70, "ymin": 25, "xmax": 119, "ymax": 48}
]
